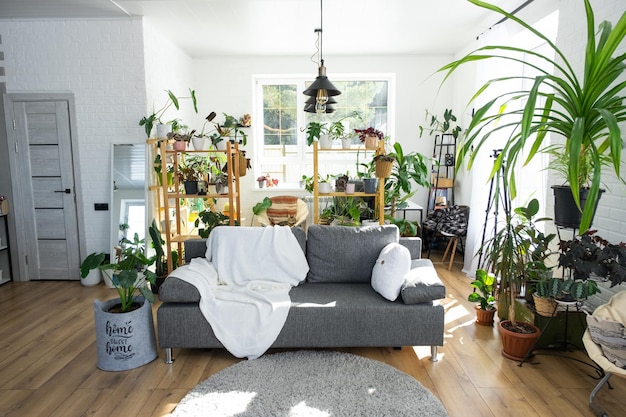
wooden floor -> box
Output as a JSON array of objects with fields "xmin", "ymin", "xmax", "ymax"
[{"xmin": 0, "ymin": 254, "xmax": 624, "ymax": 417}]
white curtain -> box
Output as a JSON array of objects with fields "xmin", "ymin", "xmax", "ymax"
[{"xmin": 461, "ymin": 11, "xmax": 558, "ymax": 276}]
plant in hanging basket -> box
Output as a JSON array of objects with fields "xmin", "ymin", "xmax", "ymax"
[{"xmin": 373, "ymin": 154, "xmax": 395, "ymax": 178}]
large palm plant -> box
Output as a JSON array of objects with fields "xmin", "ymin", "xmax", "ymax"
[{"xmin": 440, "ymin": 0, "xmax": 626, "ymax": 232}]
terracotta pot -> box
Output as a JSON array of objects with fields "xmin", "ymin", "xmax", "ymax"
[
  {"xmin": 173, "ymin": 140, "xmax": 186, "ymax": 151},
  {"xmin": 475, "ymin": 306, "xmax": 496, "ymax": 326},
  {"xmin": 498, "ymin": 320, "xmax": 540, "ymax": 361}
]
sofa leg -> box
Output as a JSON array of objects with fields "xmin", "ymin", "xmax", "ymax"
[
  {"xmin": 430, "ymin": 346, "xmax": 439, "ymax": 362},
  {"xmin": 164, "ymin": 348, "xmax": 174, "ymax": 364}
]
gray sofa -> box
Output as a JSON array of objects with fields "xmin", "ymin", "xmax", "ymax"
[{"xmin": 157, "ymin": 225, "xmax": 446, "ymax": 363}]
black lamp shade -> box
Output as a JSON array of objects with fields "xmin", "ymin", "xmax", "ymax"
[
  {"xmin": 303, "ymin": 76, "xmax": 341, "ymax": 97},
  {"xmin": 305, "ymin": 96, "xmax": 337, "ymax": 105}
]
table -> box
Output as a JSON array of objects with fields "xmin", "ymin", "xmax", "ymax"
[{"xmin": 396, "ymin": 201, "xmax": 424, "ymax": 224}]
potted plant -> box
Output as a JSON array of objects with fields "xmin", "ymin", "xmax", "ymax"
[
  {"xmin": 214, "ymin": 113, "xmax": 248, "ymax": 146},
  {"xmin": 194, "ymin": 210, "xmax": 232, "ymax": 238},
  {"xmin": 559, "ymin": 230, "xmax": 626, "ymax": 289},
  {"xmin": 438, "ymin": 0, "xmax": 626, "ymax": 233},
  {"xmin": 168, "ymin": 130, "xmax": 195, "ymax": 151},
  {"xmin": 481, "ymin": 199, "xmax": 543, "ymax": 360},
  {"xmin": 79, "ymin": 234, "xmax": 158, "ymax": 371},
  {"xmin": 305, "ymin": 112, "xmax": 361, "ymax": 148},
  {"xmin": 468, "ymin": 269, "xmax": 497, "ymax": 326},
  {"xmin": 545, "ymin": 145, "xmax": 607, "ymax": 229},
  {"xmin": 257, "ymin": 175, "xmax": 267, "ymax": 188},
  {"xmin": 354, "ymin": 127, "xmax": 384, "ymax": 149},
  {"xmin": 382, "ymin": 142, "xmax": 430, "ymax": 217},
  {"xmin": 178, "ymin": 154, "xmax": 209, "ymax": 194},
  {"xmin": 418, "ymin": 108, "xmax": 463, "ymax": 140},
  {"xmin": 139, "ymin": 89, "xmax": 198, "ymax": 138},
  {"xmin": 148, "ymin": 219, "xmax": 179, "ymax": 294},
  {"xmin": 373, "ymin": 154, "xmax": 395, "ymax": 179}
]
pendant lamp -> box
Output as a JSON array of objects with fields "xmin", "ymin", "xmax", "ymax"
[{"xmin": 303, "ymin": 0, "xmax": 340, "ymax": 114}]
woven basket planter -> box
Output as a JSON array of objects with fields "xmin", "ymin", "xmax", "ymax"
[
  {"xmin": 375, "ymin": 160, "xmax": 394, "ymax": 178},
  {"xmin": 532, "ymin": 293, "xmax": 558, "ymax": 317}
]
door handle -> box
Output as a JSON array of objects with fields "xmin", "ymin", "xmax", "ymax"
[{"xmin": 54, "ymin": 189, "xmax": 71, "ymax": 194}]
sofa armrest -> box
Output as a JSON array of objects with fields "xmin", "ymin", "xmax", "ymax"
[
  {"xmin": 184, "ymin": 239, "xmax": 207, "ymax": 262},
  {"xmin": 399, "ymin": 237, "xmax": 422, "ymax": 260}
]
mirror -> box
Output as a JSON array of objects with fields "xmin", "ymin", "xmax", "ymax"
[{"xmin": 111, "ymin": 143, "xmax": 147, "ymax": 257}]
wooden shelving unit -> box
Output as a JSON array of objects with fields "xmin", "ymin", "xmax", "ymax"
[
  {"xmin": 156, "ymin": 140, "xmax": 241, "ymax": 271},
  {"xmin": 312, "ymin": 141, "xmax": 385, "ymax": 225}
]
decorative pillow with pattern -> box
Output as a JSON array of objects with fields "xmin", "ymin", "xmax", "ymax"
[
  {"xmin": 587, "ymin": 315, "xmax": 626, "ymax": 369},
  {"xmin": 266, "ymin": 196, "xmax": 299, "ymax": 226}
]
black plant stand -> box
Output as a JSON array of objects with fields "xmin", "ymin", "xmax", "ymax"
[{"xmin": 518, "ymin": 300, "xmax": 604, "ymax": 381}]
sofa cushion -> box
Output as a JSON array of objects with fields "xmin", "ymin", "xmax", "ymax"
[
  {"xmin": 371, "ymin": 243, "xmax": 411, "ymax": 301},
  {"xmin": 401, "ymin": 259, "xmax": 446, "ymax": 304},
  {"xmin": 306, "ymin": 225, "xmax": 399, "ymax": 283}
]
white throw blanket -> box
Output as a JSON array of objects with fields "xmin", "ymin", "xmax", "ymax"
[{"xmin": 169, "ymin": 226, "xmax": 309, "ymax": 359}]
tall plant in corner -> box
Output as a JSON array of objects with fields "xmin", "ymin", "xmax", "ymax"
[{"xmin": 439, "ymin": 0, "xmax": 626, "ymax": 233}]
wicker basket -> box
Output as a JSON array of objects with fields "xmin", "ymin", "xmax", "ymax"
[
  {"xmin": 532, "ymin": 293, "xmax": 558, "ymax": 317},
  {"xmin": 375, "ymin": 160, "xmax": 394, "ymax": 178}
]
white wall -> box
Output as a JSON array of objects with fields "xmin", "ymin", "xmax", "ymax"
[
  {"xmin": 0, "ymin": 18, "xmax": 147, "ymax": 264},
  {"xmin": 546, "ymin": 0, "xmax": 626, "ymax": 244},
  {"xmin": 191, "ymin": 54, "xmax": 454, "ymax": 222}
]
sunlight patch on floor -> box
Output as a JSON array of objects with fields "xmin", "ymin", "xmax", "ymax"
[
  {"xmin": 444, "ymin": 303, "xmax": 471, "ymax": 324},
  {"xmin": 288, "ymin": 401, "xmax": 331, "ymax": 417},
  {"xmin": 411, "ymin": 345, "xmax": 445, "ymax": 361}
]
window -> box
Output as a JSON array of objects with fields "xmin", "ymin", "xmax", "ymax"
[{"xmin": 253, "ymin": 75, "xmax": 395, "ymax": 188}]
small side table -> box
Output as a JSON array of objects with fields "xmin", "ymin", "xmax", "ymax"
[{"xmin": 396, "ymin": 201, "xmax": 424, "ymax": 224}]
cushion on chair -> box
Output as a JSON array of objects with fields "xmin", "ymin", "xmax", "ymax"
[
  {"xmin": 266, "ymin": 196, "xmax": 299, "ymax": 226},
  {"xmin": 587, "ymin": 315, "xmax": 626, "ymax": 369}
]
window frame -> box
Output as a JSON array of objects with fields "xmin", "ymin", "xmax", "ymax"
[{"xmin": 252, "ymin": 73, "xmax": 396, "ymax": 189}]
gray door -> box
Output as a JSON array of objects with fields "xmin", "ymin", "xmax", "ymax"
[{"xmin": 6, "ymin": 98, "xmax": 80, "ymax": 280}]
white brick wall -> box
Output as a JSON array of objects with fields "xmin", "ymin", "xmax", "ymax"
[
  {"xmin": 0, "ymin": 18, "xmax": 147, "ymax": 254},
  {"xmin": 546, "ymin": 0, "xmax": 626, "ymax": 244}
]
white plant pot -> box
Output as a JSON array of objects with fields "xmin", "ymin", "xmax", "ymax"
[
  {"xmin": 156, "ymin": 123, "xmax": 171, "ymax": 139},
  {"xmin": 341, "ymin": 138, "xmax": 352, "ymax": 149},
  {"xmin": 192, "ymin": 136, "xmax": 209, "ymax": 151},
  {"xmin": 319, "ymin": 134, "xmax": 333, "ymax": 149},
  {"xmin": 82, "ymin": 269, "xmax": 102, "ymax": 287},
  {"xmin": 215, "ymin": 140, "xmax": 228, "ymax": 151},
  {"xmin": 101, "ymin": 269, "xmax": 115, "ymax": 288},
  {"xmin": 319, "ymin": 182, "xmax": 331, "ymax": 194}
]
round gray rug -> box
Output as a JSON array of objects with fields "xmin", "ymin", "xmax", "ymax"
[{"xmin": 169, "ymin": 350, "xmax": 448, "ymax": 417}]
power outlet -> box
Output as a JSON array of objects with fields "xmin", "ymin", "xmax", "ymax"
[{"xmin": 94, "ymin": 203, "xmax": 109, "ymax": 211}]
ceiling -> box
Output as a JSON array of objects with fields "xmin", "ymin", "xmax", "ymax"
[{"xmin": 0, "ymin": 0, "xmax": 525, "ymax": 57}]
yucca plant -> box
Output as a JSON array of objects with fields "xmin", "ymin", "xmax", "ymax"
[{"xmin": 439, "ymin": 0, "xmax": 626, "ymax": 233}]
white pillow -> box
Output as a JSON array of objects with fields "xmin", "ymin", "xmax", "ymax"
[{"xmin": 371, "ymin": 243, "xmax": 411, "ymax": 301}]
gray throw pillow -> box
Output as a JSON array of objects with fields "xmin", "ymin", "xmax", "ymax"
[{"xmin": 401, "ymin": 259, "xmax": 446, "ymax": 304}]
